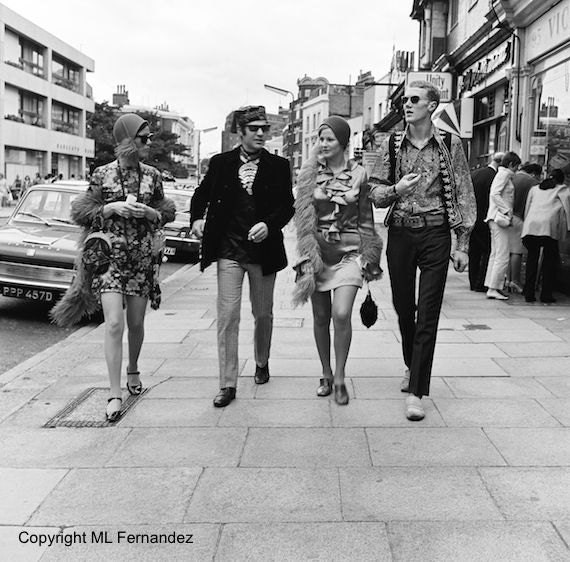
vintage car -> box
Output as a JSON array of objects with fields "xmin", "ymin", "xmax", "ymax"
[
  {"xmin": 0, "ymin": 182, "xmax": 87, "ymax": 303},
  {"xmin": 162, "ymin": 188, "xmax": 200, "ymax": 261}
]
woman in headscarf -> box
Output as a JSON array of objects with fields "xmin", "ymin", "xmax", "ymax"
[
  {"xmin": 52, "ymin": 113, "xmax": 175, "ymax": 421},
  {"xmin": 522, "ymin": 168, "xmax": 570, "ymax": 303},
  {"xmin": 293, "ymin": 116, "xmax": 383, "ymax": 405}
]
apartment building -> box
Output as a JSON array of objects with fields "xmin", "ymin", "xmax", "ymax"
[{"xmin": 0, "ymin": 3, "xmax": 94, "ymax": 183}]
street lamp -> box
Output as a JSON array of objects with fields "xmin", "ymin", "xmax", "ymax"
[
  {"xmin": 264, "ymin": 83, "xmax": 295, "ymax": 103},
  {"xmin": 196, "ymin": 126, "xmax": 217, "ymax": 185}
]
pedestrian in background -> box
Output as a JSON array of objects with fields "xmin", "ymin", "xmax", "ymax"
[
  {"xmin": 32, "ymin": 172, "xmax": 42, "ymax": 185},
  {"xmin": 21, "ymin": 175, "xmax": 32, "ymax": 197},
  {"xmin": 468, "ymin": 152, "xmax": 504, "ymax": 292},
  {"xmin": 52, "ymin": 113, "xmax": 175, "ymax": 422},
  {"xmin": 506, "ymin": 162, "xmax": 542, "ymax": 294},
  {"xmin": 0, "ymin": 173, "xmax": 10, "ymax": 207},
  {"xmin": 522, "ymin": 169, "xmax": 570, "ymax": 303},
  {"xmin": 368, "ymin": 80, "xmax": 475, "ymax": 421},
  {"xmin": 484, "ymin": 151, "xmax": 521, "ymax": 300},
  {"xmin": 293, "ymin": 116, "xmax": 383, "ymax": 405},
  {"xmin": 11, "ymin": 175, "xmax": 22, "ymax": 201},
  {"xmin": 190, "ymin": 105, "xmax": 295, "ymax": 408}
]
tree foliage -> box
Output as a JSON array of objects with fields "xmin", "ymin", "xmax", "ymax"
[{"xmin": 87, "ymin": 104, "xmax": 190, "ymax": 178}]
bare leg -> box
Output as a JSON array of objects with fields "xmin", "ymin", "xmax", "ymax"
[
  {"xmin": 125, "ymin": 295, "xmax": 148, "ymax": 386},
  {"xmin": 331, "ymin": 285, "xmax": 359, "ymax": 385},
  {"xmin": 100, "ymin": 292, "xmax": 125, "ymax": 398},
  {"xmin": 311, "ymin": 291, "xmax": 333, "ymax": 379}
]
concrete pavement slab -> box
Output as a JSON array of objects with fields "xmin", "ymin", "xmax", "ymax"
[
  {"xmin": 0, "ymin": 427, "xmax": 130, "ymax": 468},
  {"xmin": 155, "ymin": 358, "xmax": 245, "ymax": 378},
  {"xmin": 1, "ymin": 397, "xmax": 70, "ymax": 428},
  {"xmin": 555, "ymin": 521, "xmax": 570, "ymax": 552},
  {"xmin": 29, "ymin": 467, "xmax": 201, "ymax": 526},
  {"xmin": 339, "ymin": 467, "xmax": 503, "ymax": 521},
  {"xmin": 0, "ymin": 389, "xmax": 40, "ymax": 422},
  {"xmin": 485, "ymin": 428, "xmax": 570, "ymax": 465},
  {"xmin": 185, "ymin": 468, "xmax": 341, "ymax": 523},
  {"xmin": 217, "ymin": 399, "xmax": 332, "ymax": 427},
  {"xmin": 444, "ymin": 377, "xmax": 555, "ymax": 398},
  {"xmin": 387, "ymin": 521, "xmax": 569, "ymax": 562},
  {"xmin": 106, "ymin": 427, "xmax": 246, "ymax": 467},
  {"xmin": 148, "ymin": 377, "xmax": 256, "ymax": 399},
  {"xmin": 496, "ymin": 342, "xmax": 570, "ymax": 357},
  {"xmin": 137, "ymin": 342, "xmax": 198, "ymax": 359},
  {"xmin": 0, "ymin": 468, "xmax": 67, "ymax": 524},
  {"xmin": 240, "ymin": 428, "xmax": 371, "ymax": 467},
  {"xmin": 242, "ymin": 358, "xmax": 322, "ymax": 377},
  {"xmin": 352, "ymin": 376, "xmax": 453, "ymax": 399},
  {"xmin": 464, "ymin": 329, "xmax": 562, "ymax": 343},
  {"xmin": 252, "ymin": 377, "xmax": 327, "ymax": 399},
  {"xmin": 537, "ymin": 399, "xmax": 570, "ymax": 425},
  {"xmin": 38, "ymin": 524, "xmax": 219, "ymax": 562},
  {"xmin": 536, "ymin": 376, "xmax": 570, "ymax": 396},
  {"xmin": 433, "ymin": 343, "xmax": 507, "ymax": 357},
  {"xmin": 480, "ymin": 467, "xmax": 570, "ymax": 520},
  {"xmin": 434, "ymin": 398, "xmax": 560, "ymax": 427},
  {"xmin": 216, "ymin": 522, "xmax": 391, "ymax": 561},
  {"xmin": 495, "ymin": 357, "xmax": 570, "ymax": 377},
  {"xmin": 0, "ymin": 526, "xmax": 54, "ymax": 561},
  {"xmin": 442, "ymin": 307, "xmax": 509, "ymax": 318},
  {"xmin": 331, "ymin": 398, "xmax": 446, "ymax": 427},
  {"xmin": 366, "ymin": 428, "xmax": 506, "ymax": 466},
  {"xmin": 431, "ymin": 357, "xmax": 507, "ymax": 376},
  {"xmin": 121, "ymin": 398, "xmax": 222, "ymax": 427}
]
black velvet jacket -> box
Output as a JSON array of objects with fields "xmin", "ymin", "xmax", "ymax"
[{"xmin": 190, "ymin": 147, "xmax": 294, "ymax": 275}]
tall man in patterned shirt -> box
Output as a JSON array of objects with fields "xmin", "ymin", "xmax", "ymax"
[
  {"xmin": 368, "ymin": 81, "xmax": 476, "ymax": 421},
  {"xmin": 190, "ymin": 106, "xmax": 294, "ymax": 407}
]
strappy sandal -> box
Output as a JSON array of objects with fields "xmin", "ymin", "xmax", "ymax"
[
  {"xmin": 106, "ymin": 397, "xmax": 122, "ymax": 422},
  {"xmin": 126, "ymin": 370, "xmax": 143, "ymax": 396}
]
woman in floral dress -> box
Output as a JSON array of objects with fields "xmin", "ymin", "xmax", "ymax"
[
  {"xmin": 293, "ymin": 116, "xmax": 383, "ymax": 405},
  {"xmin": 53, "ymin": 114, "xmax": 175, "ymax": 421}
]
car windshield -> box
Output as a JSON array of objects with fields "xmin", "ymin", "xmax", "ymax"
[{"xmin": 12, "ymin": 189, "xmax": 81, "ymax": 226}]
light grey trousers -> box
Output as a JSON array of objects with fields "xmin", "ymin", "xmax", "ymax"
[{"xmin": 216, "ymin": 258, "xmax": 276, "ymax": 389}]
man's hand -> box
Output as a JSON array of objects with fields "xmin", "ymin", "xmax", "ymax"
[
  {"xmin": 191, "ymin": 219, "xmax": 205, "ymax": 239},
  {"xmin": 452, "ymin": 250, "xmax": 468, "ymax": 273},
  {"xmin": 248, "ymin": 222, "xmax": 268, "ymax": 243},
  {"xmin": 395, "ymin": 173, "xmax": 422, "ymax": 196}
]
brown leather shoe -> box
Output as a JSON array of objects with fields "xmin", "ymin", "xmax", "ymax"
[
  {"xmin": 213, "ymin": 387, "xmax": 236, "ymax": 408},
  {"xmin": 254, "ymin": 364, "xmax": 270, "ymax": 384}
]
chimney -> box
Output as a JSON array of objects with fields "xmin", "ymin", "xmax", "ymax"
[{"xmin": 112, "ymin": 84, "xmax": 130, "ymax": 107}]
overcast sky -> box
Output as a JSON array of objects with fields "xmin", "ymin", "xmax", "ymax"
[{"xmin": 3, "ymin": 0, "xmax": 418, "ymax": 156}]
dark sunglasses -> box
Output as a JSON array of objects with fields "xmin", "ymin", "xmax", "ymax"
[
  {"xmin": 402, "ymin": 96, "xmax": 423, "ymax": 104},
  {"xmin": 246, "ymin": 125, "xmax": 270, "ymax": 133},
  {"xmin": 136, "ymin": 133, "xmax": 153, "ymax": 144}
]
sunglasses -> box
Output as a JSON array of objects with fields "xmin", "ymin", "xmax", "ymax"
[
  {"xmin": 136, "ymin": 133, "xmax": 153, "ymax": 144},
  {"xmin": 402, "ymin": 96, "xmax": 424, "ymax": 104},
  {"xmin": 246, "ymin": 125, "xmax": 270, "ymax": 133}
]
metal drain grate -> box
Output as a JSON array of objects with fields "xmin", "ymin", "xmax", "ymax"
[{"xmin": 43, "ymin": 387, "xmax": 147, "ymax": 428}]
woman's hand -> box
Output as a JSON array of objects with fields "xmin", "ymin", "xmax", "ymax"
[
  {"xmin": 363, "ymin": 262, "xmax": 383, "ymax": 282},
  {"xmin": 248, "ymin": 222, "xmax": 269, "ymax": 243},
  {"xmin": 104, "ymin": 201, "xmax": 132, "ymax": 218}
]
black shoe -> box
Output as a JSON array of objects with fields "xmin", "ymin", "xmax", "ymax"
[
  {"xmin": 317, "ymin": 377, "xmax": 333, "ymax": 397},
  {"xmin": 334, "ymin": 384, "xmax": 349, "ymax": 406},
  {"xmin": 213, "ymin": 387, "xmax": 236, "ymax": 407},
  {"xmin": 525, "ymin": 294, "xmax": 536, "ymax": 303},
  {"xmin": 540, "ymin": 295, "xmax": 557, "ymax": 303},
  {"xmin": 254, "ymin": 364, "xmax": 270, "ymax": 385}
]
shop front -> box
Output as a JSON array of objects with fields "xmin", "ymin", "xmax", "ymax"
[{"xmin": 524, "ymin": 0, "xmax": 570, "ymax": 177}]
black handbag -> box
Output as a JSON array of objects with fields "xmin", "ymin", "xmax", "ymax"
[
  {"xmin": 82, "ymin": 231, "xmax": 113, "ymax": 275},
  {"xmin": 360, "ymin": 286, "xmax": 378, "ymax": 328}
]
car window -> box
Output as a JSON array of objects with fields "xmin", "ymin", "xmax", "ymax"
[
  {"xmin": 167, "ymin": 193, "xmax": 191, "ymax": 213},
  {"xmin": 14, "ymin": 190, "xmax": 81, "ymax": 224}
]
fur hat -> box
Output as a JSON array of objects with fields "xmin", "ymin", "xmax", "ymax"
[
  {"xmin": 231, "ymin": 105, "xmax": 268, "ymax": 133},
  {"xmin": 113, "ymin": 113, "xmax": 149, "ymax": 159},
  {"xmin": 319, "ymin": 116, "xmax": 351, "ymax": 148}
]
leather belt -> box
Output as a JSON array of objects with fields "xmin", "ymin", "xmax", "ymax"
[{"xmin": 391, "ymin": 214, "xmax": 446, "ymax": 229}]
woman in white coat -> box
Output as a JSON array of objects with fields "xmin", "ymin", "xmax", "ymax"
[{"xmin": 484, "ymin": 151, "xmax": 521, "ymax": 300}]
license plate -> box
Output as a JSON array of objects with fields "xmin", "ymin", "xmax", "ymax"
[
  {"xmin": 1, "ymin": 285, "xmax": 55, "ymax": 302},
  {"xmin": 164, "ymin": 247, "xmax": 176, "ymax": 256}
]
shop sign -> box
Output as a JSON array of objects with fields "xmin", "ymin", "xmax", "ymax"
[
  {"xmin": 530, "ymin": 133, "xmax": 547, "ymax": 155},
  {"xmin": 460, "ymin": 42, "xmax": 512, "ymax": 94},
  {"xmin": 406, "ymin": 71, "xmax": 453, "ymax": 102},
  {"xmin": 527, "ymin": 0, "xmax": 570, "ymax": 62}
]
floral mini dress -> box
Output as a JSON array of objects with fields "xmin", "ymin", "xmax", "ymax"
[{"xmin": 89, "ymin": 160, "xmax": 164, "ymax": 300}]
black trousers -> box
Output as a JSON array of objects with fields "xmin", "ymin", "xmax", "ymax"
[
  {"xmin": 387, "ymin": 224, "xmax": 451, "ymax": 397},
  {"xmin": 468, "ymin": 223, "xmax": 490, "ymax": 291},
  {"xmin": 523, "ymin": 235, "xmax": 559, "ymax": 299}
]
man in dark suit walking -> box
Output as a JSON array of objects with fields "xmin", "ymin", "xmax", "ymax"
[
  {"xmin": 190, "ymin": 106, "xmax": 295, "ymax": 407},
  {"xmin": 468, "ymin": 152, "xmax": 504, "ymax": 292}
]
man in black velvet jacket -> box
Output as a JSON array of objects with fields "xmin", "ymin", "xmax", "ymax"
[{"xmin": 190, "ymin": 106, "xmax": 295, "ymax": 407}]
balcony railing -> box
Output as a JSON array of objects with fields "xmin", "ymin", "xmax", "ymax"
[
  {"xmin": 5, "ymin": 59, "xmax": 23, "ymax": 70},
  {"xmin": 52, "ymin": 119, "xmax": 79, "ymax": 135},
  {"xmin": 20, "ymin": 58, "xmax": 45, "ymax": 78},
  {"xmin": 52, "ymin": 75, "xmax": 80, "ymax": 93}
]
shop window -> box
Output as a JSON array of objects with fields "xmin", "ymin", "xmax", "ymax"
[{"xmin": 450, "ymin": 0, "xmax": 459, "ymax": 27}]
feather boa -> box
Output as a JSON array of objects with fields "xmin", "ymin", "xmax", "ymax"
[{"xmin": 292, "ymin": 149, "xmax": 383, "ymax": 307}]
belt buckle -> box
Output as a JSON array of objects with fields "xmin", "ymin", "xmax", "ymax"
[{"xmin": 408, "ymin": 216, "xmax": 424, "ymax": 229}]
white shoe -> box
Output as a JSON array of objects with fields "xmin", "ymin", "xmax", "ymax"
[
  {"xmin": 405, "ymin": 395, "xmax": 425, "ymax": 421},
  {"xmin": 486, "ymin": 289, "xmax": 509, "ymax": 300},
  {"xmin": 400, "ymin": 368, "xmax": 410, "ymax": 393}
]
